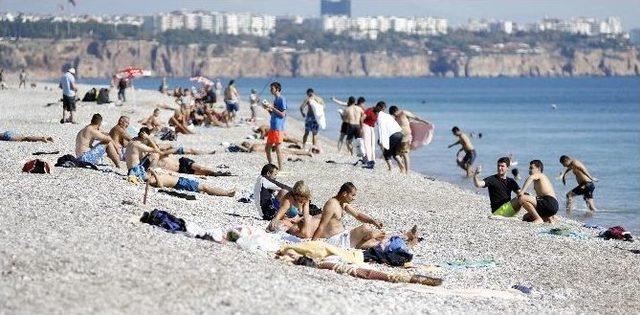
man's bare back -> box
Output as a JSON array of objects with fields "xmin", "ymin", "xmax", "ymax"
[
  {"xmin": 125, "ymin": 139, "xmax": 156, "ymax": 169},
  {"xmin": 109, "ymin": 125, "xmax": 130, "ymax": 150},
  {"xmin": 532, "ymin": 173, "xmax": 556, "ymax": 198},
  {"xmin": 343, "ymin": 105, "xmax": 364, "ymax": 125},
  {"xmin": 568, "ymin": 160, "xmax": 592, "ymax": 185},
  {"xmin": 458, "ymin": 133, "xmax": 474, "ymax": 151},
  {"xmin": 75, "ymin": 125, "xmax": 108, "ymax": 156}
]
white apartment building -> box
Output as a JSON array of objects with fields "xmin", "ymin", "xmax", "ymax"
[{"xmin": 322, "ymin": 15, "xmax": 447, "ymax": 39}]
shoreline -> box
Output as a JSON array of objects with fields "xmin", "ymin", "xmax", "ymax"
[{"xmin": 0, "ymin": 82, "xmax": 638, "ymax": 313}]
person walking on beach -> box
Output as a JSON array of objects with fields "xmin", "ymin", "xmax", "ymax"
[
  {"xmin": 473, "ymin": 157, "xmax": 522, "ymax": 217},
  {"xmin": 264, "ymin": 82, "xmax": 287, "ymax": 170},
  {"xmin": 117, "ymin": 77, "xmax": 128, "ymax": 103},
  {"xmin": 448, "ymin": 126, "xmax": 476, "ymax": 177},
  {"xmin": 375, "ymin": 102, "xmax": 406, "ymax": 172},
  {"xmin": 249, "ymin": 89, "xmax": 259, "ymax": 123},
  {"xmin": 59, "ymin": 67, "xmax": 78, "ymax": 124},
  {"xmin": 214, "ymin": 78, "xmax": 223, "ymax": 104},
  {"xmin": 560, "ymin": 155, "xmax": 598, "ymax": 212},
  {"xmin": 300, "ymin": 88, "xmax": 325, "ymax": 150},
  {"xmin": 18, "ymin": 69, "xmax": 27, "ymax": 89},
  {"xmin": 224, "ymin": 80, "xmax": 240, "ymax": 122},
  {"xmin": 518, "ymin": 160, "xmax": 559, "ymax": 224},
  {"xmin": 389, "ymin": 105, "xmax": 430, "ymax": 174},
  {"xmin": 332, "ymin": 96, "xmax": 356, "ymax": 152},
  {"xmin": 362, "ymin": 99, "xmax": 382, "ymax": 168}
]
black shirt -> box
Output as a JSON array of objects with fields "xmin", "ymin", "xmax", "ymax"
[{"xmin": 483, "ymin": 175, "xmax": 520, "ymax": 211}]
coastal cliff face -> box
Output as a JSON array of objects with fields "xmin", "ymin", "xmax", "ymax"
[{"xmin": 1, "ymin": 39, "xmax": 638, "ymax": 78}]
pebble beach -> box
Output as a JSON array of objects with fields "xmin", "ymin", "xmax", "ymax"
[{"xmin": 0, "ymin": 83, "xmax": 638, "ymax": 314}]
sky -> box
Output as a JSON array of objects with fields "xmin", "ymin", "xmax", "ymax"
[{"xmin": 1, "ymin": 0, "xmax": 639, "ymax": 29}]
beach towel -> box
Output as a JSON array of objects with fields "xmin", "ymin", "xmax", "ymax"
[
  {"xmin": 539, "ymin": 227, "xmax": 588, "ymax": 239},
  {"xmin": 308, "ymin": 98, "xmax": 326, "ymax": 130},
  {"xmin": 375, "ymin": 112, "xmax": 403, "ymax": 150}
]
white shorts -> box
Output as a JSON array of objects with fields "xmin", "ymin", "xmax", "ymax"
[{"xmin": 325, "ymin": 230, "xmax": 351, "ymax": 249}]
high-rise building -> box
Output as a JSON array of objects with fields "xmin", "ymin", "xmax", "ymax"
[{"xmin": 321, "ymin": 0, "xmax": 351, "ymax": 17}]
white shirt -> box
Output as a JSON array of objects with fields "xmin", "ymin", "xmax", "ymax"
[
  {"xmin": 59, "ymin": 72, "xmax": 76, "ymax": 97},
  {"xmin": 376, "ymin": 111, "xmax": 403, "ymax": 149}
]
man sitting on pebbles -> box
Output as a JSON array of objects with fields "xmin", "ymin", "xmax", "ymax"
[
  {"xmin": 312, "ymin": 182, "xmax": 386, "ymax": 249},
  {"xmin": 109, "ymin": 116, "xmax": 132, "ymax": 161},
  {"xmin": 473, "ymin": 157, "xmax": 522, "ymax": 217},
  {"xmin": 1, "ymin": 130, "xmax": 53, "ymax": 143},
  {"xmin": 75, "ymin": 113, "xmax": 122, "ymax": 168},
  {"xmin": 518, "ymin": 160, "xmax": 559, "ymax": 224},
  {"xmin": 125, "ymin": 130, "xmax": 235, "ymax": 197}
]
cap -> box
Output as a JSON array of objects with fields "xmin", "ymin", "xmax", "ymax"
[{"xmin": 68, "ymin": 68, "xmax": 76, "ymax": 74}]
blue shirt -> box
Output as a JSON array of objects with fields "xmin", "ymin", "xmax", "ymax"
[
  {"xmin": 270, "ymin": 95, "xmax": 287, "ymax": 131},
  {"xmin": 59, "ymin": 72, "xmax": 76, "ymax": 97}
]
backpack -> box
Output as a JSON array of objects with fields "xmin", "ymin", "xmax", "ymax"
[
  {"xmin": 140, "ymin": 209, "xmax": 186, "ymax": 232},
  {"xmin": 22, "ymin": 159, "xmax": 51, "ymax": 174}
]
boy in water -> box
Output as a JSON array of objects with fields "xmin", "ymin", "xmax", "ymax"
[
  {"xmin": 560, "ymin": 155, "xmax": 598, "ymax": 212},
  {"xmin": 448, "ymin": 126, "xmax": 476, "ymax": 177},
  {"xmin": 518, "ymin": 160, "xmax": 559, "ymax": 224}
]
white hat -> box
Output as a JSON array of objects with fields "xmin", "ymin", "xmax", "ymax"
[{"xmin": 68, "ymin": 68, "xmax": 76, "ymax": 74}]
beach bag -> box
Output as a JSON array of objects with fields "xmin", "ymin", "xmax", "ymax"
[
  {"xmin": 600, "ymin": 226, "xmax": 633, "ymax": 241},
  {"xmin": 82, "ymin": 88, "xmax": 97, "ymax": 102},
  {"xmin": 140, "ymin": 209, "xmax": 186, "ymax": 232},
  {"xmin": 97, "ymin": 88, "xmax": 110, "ymax": 104},
  {"xmin": 22, "ymin": 159, "xmax": 51, "ymax": 174}
]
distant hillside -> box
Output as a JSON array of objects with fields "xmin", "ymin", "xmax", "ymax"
[{"xmin": 0, "ymin": 39, "xmax": 638, "ymax": 78}]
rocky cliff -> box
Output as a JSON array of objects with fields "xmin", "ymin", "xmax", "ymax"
[{"xmin": 0, "ymin": 39, "xmax": 638, "ymax": 78}]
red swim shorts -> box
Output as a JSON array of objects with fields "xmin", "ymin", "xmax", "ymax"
[{"xmin": 266, "ymin": 130, "xmax": 283, "ymax": 145}]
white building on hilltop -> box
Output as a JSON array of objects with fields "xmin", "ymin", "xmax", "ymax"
[
  {"xmin": 322, "ymin": 15, "xmax": 447, "ymax": 39},
  {"xmin": 142, "ymin": 11, "xmax": 276, "ymax": 37}
]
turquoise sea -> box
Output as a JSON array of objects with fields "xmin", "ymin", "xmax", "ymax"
[{"xmin": 85, "ymin": 76, "xmax": 640, "ymax": 232}]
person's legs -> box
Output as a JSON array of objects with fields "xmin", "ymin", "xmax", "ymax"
[
  {"xmin": 392, "ymin": 155, "xmax": 405, "ymax": 172},
  {"xmin": 337, "ymin": 133, "xmax": 346, "ymax": 152},
  {"xmin": 565, "ymin": 191, "xmax": 575, "ymax": 212},
  {"xmin": 192, "ymin": 163, "xmax": 231, "ymax": 176},
  {"xmin": 585, "ymin": 198, "xmax": 597, "ymax": 211},
  {"xmin": 200, "ymin": 183, "xmax": 236, "ymax": 197},
  {"xmin": 275, "ymin": 144, "xmax": 283, "ymax": 170},
  {"xmin": 509, "ymin": 197, "xmax": 522, "ymax": 212},
  {"xmin": 518, "ymin": 194, "xmax": 543, "ymax": 224},
  {"xmin": 265, "ymin": 142, "xmax": 274, "ymax": 166},
  {"xmin": 401, "ymin": 152, "xmax": 410, "ymax": 174},
  {"xmin": 349, "ymin": 225, "xmax": 385, "ymax": 249},
  {"xmin": 14, "ymin": 136, "xmax": 52, "ymax": 143},
  {"xmin": 311, "ymin": 131, "xmax": 318, "ymax": 147},
  {"xmin": 105, "ymin": 142, "xmax": 122, "ymax": 168},
  {"xmin": 302, "ymin": 130, "xmax": 309, "ymax": 148}
]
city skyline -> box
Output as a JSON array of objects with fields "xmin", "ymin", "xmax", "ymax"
[{"xmin": 1, "ymin": 0, "xmax": 639, "ymax": 30}]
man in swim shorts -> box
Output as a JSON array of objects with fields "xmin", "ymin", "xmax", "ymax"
[
  {"xmin": 518, "ymin": 160, "xmax": 559, "ymax": 224},
  {"xmin": 75, "ymin": 113, "xmax": 122, "ymax": 168},
  {"xmin": 560, "ymin": 155, "xmax": 598, "ymax": 212},
  {"xmin": 299, "ymin": 88, "xmax": 324, "ymax": 150},
  {"xmin": 331, "ymin": 96, "xmax": 357, "ymax": 153},
  {"xmin": 473, "ymin": 157, "xmax": 522, "ymax": 216},
  {"xmin": 109, "ymin": 116, "xmax": 132, "ymax": 161},
  {"xmin": 312, "ymin": 182, "xmax": 385, "ymax": 249},
  {"xmin": 448, "ymin": 126, "xmax": 476, "ymax": 177},
  {"xmin": 146, "ymin": 168, "xmax": 235, "ymax": 197},
  {"xmin": 156, "ymin": 155, "xmax": 231, "ymax": 176},
  {"xmin": 264, "ymin": 82, "xmax": 287, "ymax": 170},
  {"xmin": 375, "ymin": 102, "xmax": 406, "ymax": 172},
  {"xmin": 1, "ymin": 130, "xmax": 53, "ymax": 143},
  {"xmin": 389, "ymin": 105, "xmax": 430, "ymax": 174}
]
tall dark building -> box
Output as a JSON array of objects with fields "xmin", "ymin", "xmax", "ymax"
[{"xmin": 321, "ymin": 0, "xmax": 351, "ymax": 17}]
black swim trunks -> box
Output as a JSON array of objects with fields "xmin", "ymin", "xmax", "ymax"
[
  {"xmin": 383, "ymin": 132, "xmax": 404, "ymax": 160},
  {"xmin": 340, "ymin": 122, "xmax": 349, "ymax": 135},
  {"xmin": 62, "ymin": 95, "xmax": 76, "ymax": 111},
  {"xmin": 346, "ymin": 124, "xmax": 361, "ymax": 141},
  {"xmin": 536, "ymin": 195, "xmax": 559, "ymax": 217},
  {"xmin": 178, "ymin": 157, "xmax": 195, "ymax": 174},
  {"xmin": 462, "ymin": 149, "xmax": 476, "ymax": 166},
  {"xmin": 571, "ymin": 182, "xmax": 595, "ymax": 200}
]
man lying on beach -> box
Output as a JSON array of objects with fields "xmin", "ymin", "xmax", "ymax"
[
  {"xmin": 518, "ymin": 160, "xmax": 559, "ymax": 224},
  {"xmin": 389, "ymin": 105, "xmax": 430, "ymax": 174},
  {"xmin": 560, "ymin": 155, "xmax": 598, "ymax": 212},
  {"xmin": 1, "ymin": 130, "xmax": 53, "ymax": 143},
  {"xmin": 473, "ymin": 157, "xmax": 522, "ymax": 217},
  {"xmin": 109, "ymin": 116, "xmax": 132, "ymax": 160},
  {"xmin": 448, "ymin": 126, "xmax": 476, "ymax": 177},
  {"xmin": 375, "ymin": 102, "xmax": 406, "ymax": 172},
  {"xmin": 311, "ymin": 182, "xmax": 385, "ymax": 249},
  {"xmin": 155, "ymin": 155, "xmax": 231, "ymax": 177},
  {"xmin": 234, "ymin": 141, "xmax": 313, "ymax": 157},
  {"xmin": 254, "ymin": 164, "xmax": 292, "ymax": 220},
  {"xmin": 139, "ymin": 109, "xmax": 164, "ymax": 133},
  {"xmin": 75, "ymin": 113, "xmax": 122, "ymax": 168},
  {"xmin": 144, "ymin": 168, "xmax": 235, "ymax": 197}
]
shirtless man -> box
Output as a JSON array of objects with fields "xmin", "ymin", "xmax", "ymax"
[
  {"xmin": 389, "ymin": 106, "xmax": 429, "ymax": 174},
  {"xmin": 1, "ymin": 130, "xmax": 53, "ymax": 143},
  {"xmin": 75, "ymin": 113, "xmax": 122, "ymax": 168},
  {"xmin": 125, "ymin": 128, "xmax": 162, "ymax": 175},
  {"xmin": 169, "ymin": 104, "xmax": 194, "ymax": 135},
  {"xmin": 518, "ymin": 160, "xmax": 559, "ymax": 224},
  {"xmin": 331, "ymin": 96, "xmax": 355, "ymax": 152},
  {"xmin": 332, "ymin": 96, "xmax": 364, "ymax": 154},
  {"xmin": 109, "ymin": 116, "xmax": 132, "ymax": 160},
  {"xmin": 238, "ymin": 141, "xmax": 312, "ymax": 157},
  {"xmin": 300, "ymin": 88, "xmax": 324, "ymax": 150},
  {"xmin": 448, "ymin": 126, "xmax": 476, "ymax": 177},
  {"xmin": 560, "ymin": 155, "xmax": 598, "ymax": 212},
  {"xmin": 139, "ymin": 109, "xmax": 164, "ymax": 133},
  {"xmin": 311, "ymin": 182, "xmax": 385, "ymax": 249},
  {"xmin": 146, "ymin": 168, "xmax": 235, "ymax": 197},
  {"xmin": 156, "ymin": 155, "xmax": 231, "ymax": 176}
]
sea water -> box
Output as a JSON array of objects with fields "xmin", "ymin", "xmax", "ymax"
[{"xmin": 86, "ymin": 76, "xmax": 640, "ymax": 232}]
